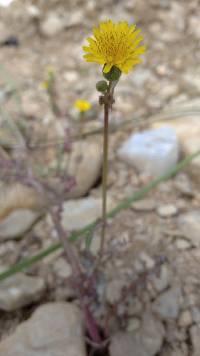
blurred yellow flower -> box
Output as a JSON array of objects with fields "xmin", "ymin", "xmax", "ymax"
[
  {"xmin": 41, "ymin": 66, "xmax": 55, "ymax": 90},
  {"xmin": 74, "ymin": 100, "xmax": 91, "ymax": 113},
  {"xmin": 41, "ymin": 80, "xmax": 49, "ymax": 90},
  {"xmin": 83, "ymin": 20, "xmax": 146, "ymax": 74}
]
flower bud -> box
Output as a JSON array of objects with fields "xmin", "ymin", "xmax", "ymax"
[
  {"xmin": 103, "ymin": 66, "xmax": 121, "ymax": 81},
  {"xmin": 96, "ymin": 80, "xmax": 108, "ymax": 93}
]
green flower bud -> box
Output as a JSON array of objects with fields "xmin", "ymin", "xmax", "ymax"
[
  {"xmin": 96, "ymin": 80, "xmax": 108, "ymax": 93},
  {"xmin": 103, "ymin": 65, "xmax": 121, "ymax": 82}
]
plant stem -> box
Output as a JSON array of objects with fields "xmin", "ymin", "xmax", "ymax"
[
  {"xmin": 0, "ymin": 150, "xmax": 200, "ymax": 281},
  {"xmin": 50, "ymin": 208, "xmax": 82, "ymax": 278},
  {"xmin": 83, "ymin": 303, "xmax": 102, "ymax": 344},
  {"xmin": 51, "ymin": 208, "xmax": 102, "ymax": 344},
  {"xmin": 100, "ymin": 101, "xmax": 109, "ymax": 257}
]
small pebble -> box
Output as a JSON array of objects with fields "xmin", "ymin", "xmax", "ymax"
[
  {"xmin": 126, "ymin": 317, "xmax": 141, "ymax": 332},
  {"xmin": 178, "ymin": 310, "xmax": 192, "ymax": 327},
  {"xmin": 0, "ymin": 271, "xmax": 46, "ymax": 311},
  {"xmin": 139, "ymin": 252, "xmax": 155, "ymax": 269},
  {"xmin": 131, "ymin": 199, "xmax": 156, "ymax": 212},
  {"xmin": 152, "ymin": 287, "xmax": 182, "ymax": 320},
  {"xmin": 53, "ymin": 257, "xmax": 72, "ymax": 279},
  {"xmin": 176, "ymin": 238, "xmax": 191, "ymax": 250},
  {"xmin": 106, "ymin": 279, "xmax": 127, "ymax": 304},
  {"xmin": 174, "ymin": 173, "xmax": 193, "ymax": 196},
  {"xmin": 157, "ymin": 204, "xmax": 178, "ymax": 218},
  {"xmin": 151, "ymin": 265, "xmax": 170, "ymax": 293}
]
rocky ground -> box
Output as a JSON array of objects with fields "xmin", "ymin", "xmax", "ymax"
[{"xmin": 0, "ymin": 0, "xmax": 200, "ymax": 355}]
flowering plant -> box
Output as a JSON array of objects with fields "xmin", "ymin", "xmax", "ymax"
[{"xmin": 83, "ymin": 20, "xmax": 146, "ymax": 256}]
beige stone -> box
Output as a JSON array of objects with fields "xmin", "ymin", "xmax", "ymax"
[
  {"xmin": 0, "ymin": 303, "xmax": 86, "ymax": 356},
  {"xmin": 65, "ymin": 140, "xmax": 102, "ymax": 199},
  {"xmin": 0, "ymin": 183, "xmax": 45, "ymax": 240},
  {"xmin": 153, "ymin": 117, "xmax": 200, "ymax": 183},
  {"xmin": 62, "ymin": 195, "xmax": 114, "ymax": 231},
  {"xmin": 0, "ymin": 271, "xmax": 45, "ymax": 311}
]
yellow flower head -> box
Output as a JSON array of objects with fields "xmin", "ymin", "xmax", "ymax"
[
  {"xmin": 74, "ymin": 99, "xmax": 91, "ymax": 113},
  {"xmin": 83, "ymin": 20, "xmax": 146, "ymax": 75}
]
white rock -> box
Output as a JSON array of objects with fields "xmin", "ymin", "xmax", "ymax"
[
  {"xmin": 110, "ymin": 312, "xmax": 165, "ymax": 356},
  {"xmin": 118, "ymin": 126, "xmax": 179, "ymax": 177},
  {"xmin": 26, "ymin": 5, "xmax": 41, "ymax": 19},
  {"xmin": 40, "ymin": 10, "xmax": 83, "ymax": 38},
  {"xmin": 0, "ymin": 271, "xmax": 45, "ymax": 311},
  {"xmin": 157, "ymin": 204, "xmax": 178, "ymax": 218},
  {"xmin": 152, "ymin": 287, "xmax": 182, "ymax": 320},
  {"xmin": 66, "ymin": 10, "xmax": 83, "ymax": 27},
  {"xmin": 64, "ymin": 70, "xmax": 79, "ymax": 83},
  {"xmin": 0, "ymin": 0, "xmax": 14, "ymax": 7},
  {"xmin": 0, "ymin": 303, "xmax": 86, "ymax": 356},
  {"xmin": 176, "ymin": 238, "xmax": 191, "ymax": 250},
  {"xmin": 62, "ymin": 196, "xmax": 114, "ymax": 231},
  {"xmin": 40, "ymin": 13, "xmax": 66, "ymax": 37},
  {"xmin": 178, "ymin": 211, "xmax": 200, "ymax": 247}
]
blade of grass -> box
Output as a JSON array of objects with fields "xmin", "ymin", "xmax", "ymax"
[
  {"xmin": 107, "ymin": 149, "xmax": 200, "ymax": 218},
  {"xmin": 0, "ymin": 243, "xmax": 60, "ymax": 281},
  {"xmin": 0, "ymin": 149, "xmax": 199, "ymax": 282}
]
